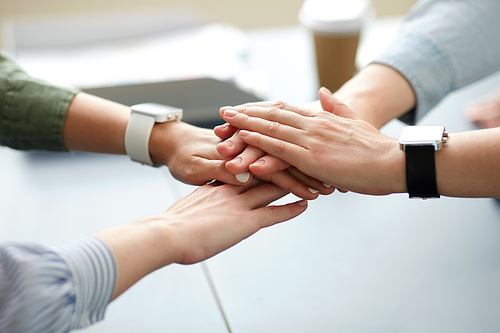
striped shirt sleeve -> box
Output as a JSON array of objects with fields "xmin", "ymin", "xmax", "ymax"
[{"xmin": 0, "ymin": 237, "xmax": 116, "ymax": 333}]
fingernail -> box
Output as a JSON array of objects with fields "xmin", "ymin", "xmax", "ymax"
[
  {"xmin": 220, "ymin": 106, "xmax": 234, "ymax": 110},
  {"xmin": 223, "ymin": 109, "xmax": 238, "ymax": 117},
  {"xmin": 239, "ymin": 130, "xmax": 250, "ymax": 138},
  {"xmin": 308, "ymin": 187, "xmax": 319, "ymax": 194},
  {"xmin": 254, "ymin": 159, "xmax": 266, "ymax": 166},
  {"xmin": 236, "ymin": 172, "xmax": 250, "ymax": 183},
  {"xmin": 323, "ymin": 183, "xmax": 332, "ymax": 188},
  {"xmin": 233, "ymin": 157, "xmax": 242, "ymax": 165},
  {"xmin": 216, "ymin": 123, "xmax": 228, "ymax": 130},
  {"xmin": 298, "ymin": 200, "xmax": 308, "ymax": 206},
  {"xmin": 225, "ymin": 140, "xmax": 234, "ymax": 148},
  {"xmin": 320, "ymin": 87, "xmax": 333, "ymax": 95}
]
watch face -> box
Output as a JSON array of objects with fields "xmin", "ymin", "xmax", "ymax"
[
  {"xmin": 131, "ymin": 103, "xmax": 179, "ymax": 116},
  {"xmin": 399, "ymin": 126, "xmax": 447, "ymax": 150},
  {"xmin": 131, "ymin": 103, "xmax": 183, "ymax": 122},
  {"xmin": 399, "ymin": 126, "xmax": 445, "ymax": 143}
]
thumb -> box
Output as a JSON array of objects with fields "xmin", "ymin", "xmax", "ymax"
[{"xmin": 318, "ymin": 87, "xmax": 359, "ymax": 120}]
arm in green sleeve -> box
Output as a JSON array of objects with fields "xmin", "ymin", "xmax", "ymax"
[{"xmin": 0, "ymin": 54, "xmax": 79, "ymax": 151}]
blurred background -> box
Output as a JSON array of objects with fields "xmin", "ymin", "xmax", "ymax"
[
  {"xmin": 1, "ymin": 0, "xmax": 417, "ymax": 29},
  {"xmin": 0, "ymin": 0, "xmax": 419, "ymax": 127}
]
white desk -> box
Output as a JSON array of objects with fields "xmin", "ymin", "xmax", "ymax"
[
  {"xmin": 0, "ymin": 149, "xmax": 228, "ymax": 333},
  {"xmin": 2, "ymin": 18, "xmax": 500, "ymax": 333},
  {"xmin": 204, "ymin": 23, "xmax": 500, "ymax": 332}
]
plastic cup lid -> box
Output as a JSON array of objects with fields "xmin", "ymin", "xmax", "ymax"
[{"xmin": 299, "ymin": 0, "xmax": 372, "ymax": 34}]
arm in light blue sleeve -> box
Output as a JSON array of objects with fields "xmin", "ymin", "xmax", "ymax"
[
  {"xmin": 0, "ymin": 237, "xmax": 116, "ymax": 333},
  {"xmin": 371, "ymin": 0, "xmax": 500, "ymax": 124}
]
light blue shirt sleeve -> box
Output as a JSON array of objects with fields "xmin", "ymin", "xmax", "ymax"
[
  {"xmin": 371, "ymin": 0, "xmax": 500, "ymax": 124},
  {"xmin": 0, "ymin": 236, "xmax": 116, "ymax": 333}
]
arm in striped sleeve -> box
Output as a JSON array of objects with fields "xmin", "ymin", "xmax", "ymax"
[{"xmin": 0, "ymin": 237, "xmax": 116, "ymax": 333}]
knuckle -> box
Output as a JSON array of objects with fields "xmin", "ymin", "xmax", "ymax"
[
  {"xmin": 266, "ymin": 121, "xmax": 282, "ymax": 135},
  {"xmin": 274, "ymin": 100, "xmax": 288, "ymax": 109},
  {"xmin": 315, "ymin": 118, "xmax": 331, "ymax": 130},
  {"xmin": 268, "ymin": 107, "xmax": 281, "ymax": 119},
  {"xmin": 214, "ymin": 160, "xmax": 227, "ymax": 181},
  {"xmin": 273, "ymin": 139, "xmax": 287, "ymax": 154}
]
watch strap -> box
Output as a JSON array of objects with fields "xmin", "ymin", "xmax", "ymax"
[
  {"xmin": 405, "ymin": 145, "xmax": 439, "ymax": 199},
  {"xmin": 124, "ymin": 112, "xmax": 156, "ymax": 166}
]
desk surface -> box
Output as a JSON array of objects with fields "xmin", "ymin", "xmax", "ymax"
[
  {"xmin": 1, "ymin": 19, "xmax": 500, "ymax": 333},
  {"xmin": 207, "ymin": 22, "xmax": 500, "ymax": 333},
  {"xmin": 207, "ymin": 23, "xmax": 500, "ymax": 333}
]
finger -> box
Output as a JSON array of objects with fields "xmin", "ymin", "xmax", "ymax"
[
  {"xmin": 249, "ymin": 155, "xmax": 290, "ymax": 176},
  {"xmin": 223, "ymin": 105, "xmax": 310, "ymax": 130},
  {"xmin": 239, "ymin": 130, "xmax": 304, "ymax": 169},
  {"xmin": 256, "ymin": 170, "xmax": 320, "ymax": 200},
  {"xmin": 221, "ymin": 109, "xmax": 306, "ymax": 146},
  {"xmin": 288, "ymin": 167, "xmax": 335, "ymax": 195},
  {"xmin": 225, "ymin": 145, "xmax": 266, "ymax": 175},
  {"xmin": 214, "ymin": 123, "xmax": 238, "ymax": 140},
  {"xmin": 222, "ymin": 100, "xmax": 316, "ymax": 118},
  {"xmin": 191, "ymin": 159, "xmax": 253, "ymax": 186},
  {"xmin": 253, "ymin": 200, "xmax": 308, "ymax": 228},
  {"xmin": 240, "ymin": 182, "xmax": 290, "ymax": 209},
  {"xmin": 216, "ymin": 130, "xmax": 248, "ymax": 158},
  {"xmin": 319, "ymin": 87, "xmax": 359, "ymax": 120}
]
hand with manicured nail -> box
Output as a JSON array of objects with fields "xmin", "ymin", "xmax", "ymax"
[
  {"xmin": 149, "ymin": 121, "xmax": 254, "ymax": 186},
  {"xmin": 214, "ymin": 122, "xmax": 336, "ymax": 199},
  {"xmin": 155, "ymin": 120, "xmax": 332, "ymax": 199},
  {"xmin": 96, "ymin": 178, "xmax": 308, "ymax": 301},
  {"xmin": 216, "ymin": 101, "xmax": 343, "ymax": 196},
  {"xmin": 220, "ymin": 88, "xmax": 405, "ymax": 196}
]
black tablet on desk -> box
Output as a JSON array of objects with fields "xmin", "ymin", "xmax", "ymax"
[{"xmin": 83, "ymin": 78, "xmax": 261, "ymax": 128}]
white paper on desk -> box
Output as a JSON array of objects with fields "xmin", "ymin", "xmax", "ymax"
[{"xmin": 14, "ymin": 23, "xmax": 249, "ymax": 89}]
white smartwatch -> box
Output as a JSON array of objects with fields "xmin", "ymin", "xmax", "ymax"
[{"xmin": 124, "ymin": 103, "xmax": 183, "ymax": 166}]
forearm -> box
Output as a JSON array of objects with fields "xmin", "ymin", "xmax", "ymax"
[
  {"xmin": 388, "ymin": 128, "xmax": 500, "ymax": 198},
  {"xmin": 62, "ymin": 92, "xmax": 130, "ymax": 154},
  {"xmin": 334, "ymin": 64, "xmax": 416, "ymax": 129},
  {"xmin": 63, "ymin": 92, "xmax": 181, "ymax": 164},
  {"xmin": 0, "ymin": 238, "xmax": 116, "ymax": 331},
  {"xmin": 435, "ymin": 128, "xmax": 500, "ymax": 198},
  {"xmin": 93, "ymin": 218, "xmax": 175, "ymax": 301},
  {"xmin": 311, "ymin": 0, "xmax": 500, "ymax": 128}
]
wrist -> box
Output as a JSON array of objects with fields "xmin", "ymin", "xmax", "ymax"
[
  {"xmin": 134, "ymin": 216, "xmax": 179, "ymax": 267},
  {"xmin": 384, "ymin": 138, "xmax": 407, "ymax": 194},
  {"xmin": 93, "ymin": 216, "xmax": 177, "ymax": 299},
  {"xmin": 148, "ymin": 121, "xmax": 185, "ymax": 166},
  {"xmin": 334, "ymin": 64, "xmax": 416, "ymax": 129}
]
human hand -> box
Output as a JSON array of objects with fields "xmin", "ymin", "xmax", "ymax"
[
  {"xmin": 215, "ymin": 123, "xmax": 291, "ymax": 175},
  {"xmin": 96, "ymin": 179, "xmax": 307, "ymax": 300},
  {"xmin": 162, "ymin": 179, "xmax": 307, "ymax": 265},
  {"xmin": 150, "ymin": 120, "xmax": 330, "ymax": 199},
  {"xmin": 219, "ymin": 88, "xmax": 407, "ymax": 195},
  {"xmin": 214, "ymin": 119, "xmax": 336, "ymax": 198},
  {"xmin": 149, "ymin": 121, "xmax": 254, "ymax": 186}
]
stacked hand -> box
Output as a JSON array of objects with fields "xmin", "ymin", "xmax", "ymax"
[
  {"xmin": 157, "ymin": 120, "xmax": 334, "ymax": 199},
  {"xmin": 215, "ymin": 88, "xmax": 406, "ymax": 196},
  {"xmin": 96, "ymin": 179, "xmax": 308, "ymax": 299}
]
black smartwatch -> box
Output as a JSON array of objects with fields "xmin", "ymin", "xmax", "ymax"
[{"xmin": 399, "ymin": 126, "xmax": 448, "ymax": 199}]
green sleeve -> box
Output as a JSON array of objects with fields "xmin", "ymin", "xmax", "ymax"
[{"xmin": 0, "ymin": 54, "xmax": 80, "ymax": 151}]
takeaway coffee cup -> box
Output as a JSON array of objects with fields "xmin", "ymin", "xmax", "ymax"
[{"xmin": 299, "ymin": 0, "xmax": 373, "ymax": 92}]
